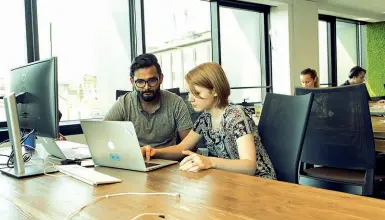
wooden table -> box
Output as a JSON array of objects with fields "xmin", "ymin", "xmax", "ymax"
[
  {"xmin": 372, "ymin": 116, "xmax": 385, "ymax": 153},
  {"xmin": 1, "ymin": 165, "xmax": 385, "ymax": 220},
  {"xmin": 372, "ymin": 116, "xmax": 385, "ymax": 137}
]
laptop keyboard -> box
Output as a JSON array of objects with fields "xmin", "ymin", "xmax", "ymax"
[{"xmin": 145, "ymin": 162, "xmax": 160, "ymax": 168}]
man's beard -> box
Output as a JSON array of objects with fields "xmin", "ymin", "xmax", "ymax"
[{"xmin": 139, "ymin": 88, "xmax": 160, "ymax": 102}]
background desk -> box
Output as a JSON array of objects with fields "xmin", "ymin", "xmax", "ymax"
[
  {"xmin": 372, "ymin": 116, "xmax": 385, "ymax": 153},
  {"xmin": 1, "ymin": 165, "xmax": 385, "ymax": 220},
  {"xmin": 372, "ymin": 116, "xmax": 385, "ymax": 138}
]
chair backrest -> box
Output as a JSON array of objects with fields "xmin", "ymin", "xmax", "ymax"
[
  {"xmin": 116, "ymin": 90, "xmax": 131, "ymax": 100},
  {"xmin": 295, "ymin": 84, "xmax": 376, "ymax": 170},
  {"xmin": 258, "ymin": 92, "xmax": 313, "ymax": 183},
  {"xmin": 166, "ymin": 88, "xmax": 180, "ymax": 96},
  {"xmin": 115, "ymin": 88, "xmax": 181, "ymax": 100}
]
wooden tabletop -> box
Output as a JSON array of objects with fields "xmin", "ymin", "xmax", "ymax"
[
  {"xmin": 371, "ymin": 116, "xmax": 385, "ymax": 153},
  {"xmin": 372, "ymin": 116, "xmax": 385, "ymax": 137},
  {"xmin": 1, "ymin": 164, "xmax": 385, "ymax": 220}
]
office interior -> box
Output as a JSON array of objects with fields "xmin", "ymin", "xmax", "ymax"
[{"xmin": 1, "ymin": 0, "xmax": 385, "ymax": 219}]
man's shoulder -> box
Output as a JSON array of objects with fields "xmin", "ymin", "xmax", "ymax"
[
  {"xmin": 118, "ymin": 91, "xmax": 136, "ymax": 103},
  {"xmin": 160, "ymin": 90, "xmax": 185, "ymax": 104},
  {"xmin": 116, "ymin": 91, "xmax": 138, "ymax": 112},
  {"xmin": 340, "ymin": 80, "xmax": 350, "ymax": 86}
]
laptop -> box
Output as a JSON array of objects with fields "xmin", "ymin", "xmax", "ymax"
[
  {"xmin": 370, "ymin": 106, "xmax": 385, "ymax": 116},
  {"xmin": 39, "ymin": 137, "xmax": 92, "ymax": 160},
  {"xmin": 80, "ymin": 121, "xmax": 178, "ymax": 172}
]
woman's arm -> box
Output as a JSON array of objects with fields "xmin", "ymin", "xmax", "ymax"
[
  {"xmin": 180, "ymin": 134, "xmax": 257, "ymax": 176},
  {"xmin": 142, "ymin": 130, "xmax": 202, "ymax": 161},
  {"xmin": 210, "ymin": 134, "xmax": 257, "ymax": 175}
]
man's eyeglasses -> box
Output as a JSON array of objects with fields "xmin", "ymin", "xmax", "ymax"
[{"xmin": 134, "ymin": 77, "xmax": 159, "ymax": 88}]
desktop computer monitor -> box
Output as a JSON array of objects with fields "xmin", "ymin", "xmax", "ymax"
[
  {"xmin": 1, "ymin": 57, "xmax": 59, "ymax": 178},
  {"xmin": 9, "ymin": 57, "xmax": 59, "ymax": 138}
]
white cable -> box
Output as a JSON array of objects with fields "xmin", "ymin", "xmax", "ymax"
[
  {"xmin": 21, "ymin": 142, "xmax": 67, "ymax": 177},
  {"xmin": 131, "ymin": 213, "xmax": 166, "ymax": 220},
  {"xmin": 43, "ymin": 161, "xmax": 67, "ymax": 177},
  {"xmin": 65, "ymin": 192, "xmax": 180, "ymax": 220}
]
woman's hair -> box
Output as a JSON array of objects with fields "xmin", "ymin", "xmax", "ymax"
[
  {"xmin": 300, "ymin": 68, "xmax": 320, "ymax": 88},
  {"xmin": 185, "ymin": 62, "xmax": 230, "ymax": 108}
]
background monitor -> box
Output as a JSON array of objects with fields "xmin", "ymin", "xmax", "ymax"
[{"xmin": 9, "ymin": 57, "xmax": 59, "ymax": 138}]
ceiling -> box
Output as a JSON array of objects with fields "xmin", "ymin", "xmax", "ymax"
[
  {"xmin": 242, "ymin": 0, "xmax": 385, "ymax": 21},
  {"xmin": 312, "ymin": 0, "xmax": 385, "ymax": 21},
  {"xmin": 316, "ymin": 0, "xmax": 385, "ymax": 14}
]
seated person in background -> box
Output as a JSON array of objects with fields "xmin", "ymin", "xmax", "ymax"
[
  {"xmin": 142, "ymin": 62, "xmax": 276, "ymax": 179},
  {"xmin": 300, "ymin": 68, "xmax": 319, "ymax": 88},
  {"xmin": 341, "ymin": 66, "xmax": 385, "ymax": 105},
  {"xmin": 104, "ymin": 53, "xmax": 192, "ymax": 148}
]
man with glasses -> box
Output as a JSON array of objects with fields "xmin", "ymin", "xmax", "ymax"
[{"xmin": 104, "ymin": 53, "xmax": 193, "ymax": 149}]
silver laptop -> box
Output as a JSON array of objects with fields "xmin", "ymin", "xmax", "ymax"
[
  {"xmin": 39, "ymin": 137, "xmax": 91, "ymax": 160},
  {"xmin": 80, "ymin": 121, "xmax": 178, "ymax": 172},
  {"xmin": 370, "ymin": 106, "xmax": 385, "ymax": 116}
]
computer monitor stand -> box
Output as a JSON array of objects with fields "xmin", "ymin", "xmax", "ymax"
[{"xmin": 0, "ymin": 93, "xmax": 56, "ymax": 178}]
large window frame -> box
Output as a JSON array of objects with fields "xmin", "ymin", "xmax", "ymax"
[
  {"xmin": 0, "ymin": 0, "xmax": 39, "ymax": 140},
  {"xmin": 318, "ymin": 15, "xmax": 366, "ymax": 87},
  {"xmin": 0, "ymin": 0, "xmax": 272, "ymax": 141},
  {"xmin": 132, "ymin": 0, "xmax": 272, "ymax": 106},
  {"xmin": 211, "ymin": 0, "xmax": 272, "ymax": 106}
]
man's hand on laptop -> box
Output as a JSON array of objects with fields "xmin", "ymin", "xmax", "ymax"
[
  {"xmin": 377, "ymin": 100, "xmax": 385, "ymax": 105},
  {"xmin": 141, "ymin": 145, "xmax": 157, "ymax": 161}
]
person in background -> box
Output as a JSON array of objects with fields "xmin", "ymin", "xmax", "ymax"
[
  {"xmin": 141, "ymin": 62, "xmax": 276, "ymax": 179},
  {"xmin": 300, "ymin": 68, "xmax": 320, "ymax": 88},
  {"xmin": 341, "ymin": 66, "xmax": 385, "ymax": 105},
  {"xmin": 341, "ymin": 66, "xmax": 366, "ymax": 86},
  {"xmin": 104, "ymin": 53, "xmax": 193, "ymax": 148}
]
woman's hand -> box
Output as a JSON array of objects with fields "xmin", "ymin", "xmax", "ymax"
[
  {"xmin": 57, "ymin": 133, "xmax": 66, "ymax": 141},
  {"xmin": 179, "ymin": 150, "xmax": 214, "ymax": 172},
  {"xmin": 141, "ymin": 145, "xmax": 157, "ymax": 161}
]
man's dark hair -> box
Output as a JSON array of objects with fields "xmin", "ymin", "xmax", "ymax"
[
  {"xmin": 349, "ymin": 66, "xmax": 366, "ymax": 78},
  {"xmin": 130, "ymin": 53, "xmax": 162, "ymax": 78}
]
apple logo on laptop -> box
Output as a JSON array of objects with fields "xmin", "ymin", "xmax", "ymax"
[{"xmin": 108, "ymin": 140, "xmax": 115, "ymax": 150}]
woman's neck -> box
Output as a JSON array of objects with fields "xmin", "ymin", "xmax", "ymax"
[{"xmin": 208, "ymin": 106, "xmax": 227, "ymax": 119}]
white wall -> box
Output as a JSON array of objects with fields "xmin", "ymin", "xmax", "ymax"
[{"xmin": 290, "ymin": 0, "xmax": 320, "ymax": 93}]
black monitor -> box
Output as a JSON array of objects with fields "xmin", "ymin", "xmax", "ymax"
[
  {"xmin": 9, "ymin": 57, "xmax": 59, "ymax": 138},
  {"xmin": 1, "ymin": 57, "xmax": 59, "ymax": 178}
]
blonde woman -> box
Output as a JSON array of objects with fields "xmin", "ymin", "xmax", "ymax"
[
  {"xmin": 300, "ymin": 68, "xmax": 319, "ymax": 88},
  {"xmin": 142, "ymin": 62, "xmax": 276, "ymax": 179}
]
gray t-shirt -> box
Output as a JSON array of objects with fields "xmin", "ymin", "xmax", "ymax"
[{"xmin": 104, "ymin": 90, "xmax": 193, "ymax": 148}]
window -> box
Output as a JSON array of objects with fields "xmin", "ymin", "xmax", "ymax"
[
  {"xmin": 0, "ymin": 0, "xmax": 27, "ymax": 122},
  {"xmin": 37, "ymin": 0, "xmax": 131, "ymax": 121},
  {"xmin": 318, "ymin": 20, "xmax": 331, "ymax": 87},
  {"xmin": 143, "ymin": 0, "xmax": 211, "ymax": 91},
  {"xmin": 318, "ymin": 16, "xmax": 362, "ymax": 87},
  {"xmin": 219, "ymin": 7, "xmax": 267, "ymax": 103},
  {"xmin": 336, "ymin": 21, "xmax": 359, "ymax": 86}
]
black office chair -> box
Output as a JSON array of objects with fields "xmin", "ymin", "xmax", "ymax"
[
  {"xmin": 116, "ymin": 88, "xmax": 181, "ymax": 100},
  {"xmin": 258, "ymin": 92, "xmax": 313, "ymax": 184},
  {"xmin": 295, "ymin": 84, "xmax": 385, "ymax": 196},
  {"xmin": 116, "ymin": 90, "xmax": 131, "ymax": 100}
]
